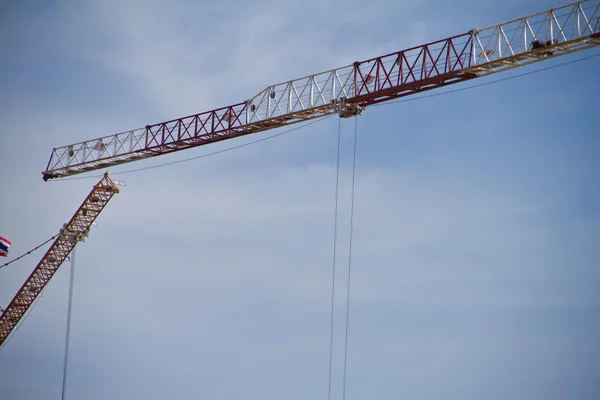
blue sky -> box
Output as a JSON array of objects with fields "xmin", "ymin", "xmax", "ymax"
[{"xmin": 1, "ymin": 0, "xmax": 599, "ymax": 399}]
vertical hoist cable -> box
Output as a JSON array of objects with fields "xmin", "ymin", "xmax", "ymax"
[
  {"xmin": 342, "ymin": 117, "xmax": 358, "ymax": 400},
  {"xmin": 61, "ymin": 249, "xmax": 76, "ymax": 400},
  {"xmin": 328, "ymin": 117, "xmax": 343, "ymax": 400}
]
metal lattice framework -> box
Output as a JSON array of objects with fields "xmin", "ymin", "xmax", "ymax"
[
  {"xmin": 0, "ymin": 174, "xmax": 119, "ymax": 346},
  {"xmin": 42, "ymin": 0, "xmax": 600, "ymax": 181},
  {"xmin": 467, "ymin": 0, "xmax": 600, "ymax": 74}
]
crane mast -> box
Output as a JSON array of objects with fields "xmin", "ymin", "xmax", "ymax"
[
  {"xmin": 42, "ymin": 0, "xmax": 600, "ymax": 181},
  {"xmin": 0, "ymin": 174, "xmax": 119, "ymax": 346}
]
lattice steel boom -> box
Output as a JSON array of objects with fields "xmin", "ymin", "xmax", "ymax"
[
  {"xmin": 0, "ymin": 174, "xmax": 120, "ymax": 346},
  {"xmin": 42, "ymin": 0, "xmax": 600, "ymax": 181}
]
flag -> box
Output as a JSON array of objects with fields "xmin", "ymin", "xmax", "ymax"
[{"xmin": 0, "ymin": 236, "xmax": 11, "ymax": 257}]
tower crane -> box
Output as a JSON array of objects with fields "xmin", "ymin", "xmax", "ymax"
[
  {"xmin": 7, "ymin": 0, "xmax": 599, "ymax": 344},
  {"xmin": 0, "ymin": 174, "xmax": 120, "ymax": 347},
  {"xmin": 41, "ymin": 0, "xmax": 600, "ymax": 181}
]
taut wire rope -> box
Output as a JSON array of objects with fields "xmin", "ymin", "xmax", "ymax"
[
  {"xmin": 327, "ymin": 118, "xmax": 342, "ymax": 400},
  {"xmin": 0, "ymin": 235, "xmax": 58, "ymax": 269},
  {"xmin": 61, "ymin": 249, "xmax": 76, "ymax": 400},
  {"xmin": 342, "ymin": 116, "xmax": 358, "ymax": 400},
  {"xmin": 46, "ymin": 52, "xmax": 599, "ymax": 183}
]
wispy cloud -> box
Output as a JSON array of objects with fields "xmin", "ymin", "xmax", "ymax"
[{"xmin": 1, "ymin": 0, "xmax": 599, "ymax": 399}]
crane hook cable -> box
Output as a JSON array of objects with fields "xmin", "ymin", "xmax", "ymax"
[
  {"xmin": 342, "ymin": 116, "xmax": 359, "ymax": 400},
  {"xmin": 327, "ymin": 117, "xmax": 343, "ymax": 400},
  {"xmin": 61, "ymin": 249, "xmax": 76, "ymax": 400},
  {"xmin": 327, "ymin": 117, "xmax": 359, "ymax": 400},
  {"xmin": 0, "ymin": 234, "xmax": 58, "ymax": 270}
]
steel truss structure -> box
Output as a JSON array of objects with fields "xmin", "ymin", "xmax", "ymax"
[
  {"xmin": 0, "ymin": 174, "xmax": 120, "ymax": 346},
  {"xmin": 42, "ymin": 0, "xmax": 600, "ymax": 181}
]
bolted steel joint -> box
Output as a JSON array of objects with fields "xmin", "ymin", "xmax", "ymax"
[{"xmin": 59, "ymin": 224, "xmax": 89, "ymax": 244}]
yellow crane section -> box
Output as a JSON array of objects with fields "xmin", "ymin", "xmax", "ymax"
[{"xmin": 0, "ymin": 173, "xmax": 120, "ymax": 347}]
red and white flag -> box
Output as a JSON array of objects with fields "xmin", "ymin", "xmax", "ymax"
[{"xmin": 0, "ymin": 236, "xmax": 11, "ymax": 257}]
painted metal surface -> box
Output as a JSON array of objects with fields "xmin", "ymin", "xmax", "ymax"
[
  {"xmin": 42, "ymin": 0, "xmax": 600, "ymax": 181},
  {"xmin": 0, "ymin": 174, "xmax": 120, "ymax": 346}
]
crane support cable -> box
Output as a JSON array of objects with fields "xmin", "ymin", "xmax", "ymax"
[
  {"xmin": 44, "ymin": 51, "xmax": 600, "ymax": 185},
  {"xmin": 42, "ymin": 1, "xmax": 600, "ymax": 181},
  {"xmin": 51, "ymin": 115, "xmax": 335, "ymax": 182},
  {"xmin": 0, "ymin": 235, "xmax": 58, "ymax": 270},
  {"xmin": 0, "ymin": 173, "xmax": 119, "ymax": 347},
  {"xmin": 378, "ymin": 51, "xmax": 600, "ymax": 107}
]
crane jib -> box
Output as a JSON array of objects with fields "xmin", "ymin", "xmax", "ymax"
[
  {"xmin": 0, "ymin": 174, "xmax": 120, "ymax": 346},
  {"xmin": 42, "ymin": 0, "xmax": 600, "ymax": 181}
]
